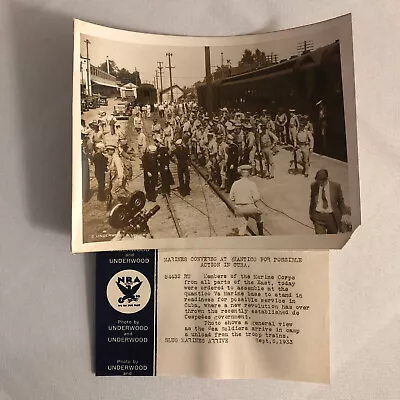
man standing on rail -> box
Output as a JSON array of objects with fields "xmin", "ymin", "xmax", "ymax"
[
  {"xmin": 171, "ymin": 138, "xmax": 191, "ymax": 196},
  {"xmin": 294, "ymin": 116, "xmax": 314, "ymax": 177},
  {"xmin": 142, "ymin": 144, "xmax": 158, "ymax": 202},
  {"xmin": 229, "ymin": 164, "xmax": 264, "ymax": 236}
]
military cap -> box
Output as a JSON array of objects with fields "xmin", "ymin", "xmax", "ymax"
[
  {"xmin": 316, "ymin": 100, "xmax": 323, "ymax": 106},
  {"xmin": 227, "ymin": 125, "xmax": 235, "ymax": 131},
  {"xmin": 289, "ymin": 109, "xmax": 296, "ymax": 112},
  {"xmin": 95, "ymin": 142, "xmax": 105, "ymax": 149},
  {"xmin": 242, "ymin": 123, "xmax": 252, "ymax": 129},
  {"xmin": 105, "ymin": 144, "xmax": 116, "ymax": 150},
  {"xmin": 175, "ymin": 139, "xmax": 183, "ymax": 145},
  {"xmin": 148, "ymin": 144, "xmax": 157, "ymax": 152},
  {"xmin": 226, "ymin": 134, "xmax": 234, "ymax": 141},
  {"xmin": 238, "ymin": 164, "xmax": 252, "ymax": 172}
]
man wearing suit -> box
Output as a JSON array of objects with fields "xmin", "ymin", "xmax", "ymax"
[{"xmin": 309, "ymin": 169, "xmax": 349, "ymax": 234}]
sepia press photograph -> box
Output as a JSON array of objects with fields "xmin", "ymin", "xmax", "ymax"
[{"xmin": 72, "ymin": 15, "xmax": 360, "ymax": 252}]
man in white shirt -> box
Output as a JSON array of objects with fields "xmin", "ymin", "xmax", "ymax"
[
  {"xmin": 229, "ymin": 165, "xmax": 264, "ymax": 236},
  {"xmin": 137, "ymin": 129, "xmax": 147, "ymax": 161},
  {"xmin": 133, "ymin": 113, "xmax": 142, "ymax": 134},
  {"xmin": 309, "ymin": 169, "xmax": 349, "ymax": 234}
]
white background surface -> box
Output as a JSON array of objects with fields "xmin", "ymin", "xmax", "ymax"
[{"xmin": 0, "ymin": 0, "xmax": 399, "ymax": 399}]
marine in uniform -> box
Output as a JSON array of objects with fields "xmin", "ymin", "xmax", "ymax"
[
  {"xmin": 157, "ymin": 141, "xmax": 174, "ymax": 195},
  {"xmin": 162, "ymin": 120, "xmax": 174, "ymax": 150},
  {"xmin": 92, "ymin": 142, "xmax": 108, "ymax": 201},
  {"xmin": 171, "ymin": 139, "xmax": 191, "ymax": 196},
  {"xmin": 275, "ymin": 109, "xmax": 288, "ymax": 144},
  {"xmin": 294, "ymin": 117, "xmax": 314, "ymax": 177},
  {"xmin": 260, "ymin": 122, "xmax": 278, "ymax": 179},
  {"xmin": 288, "ymin": 109, "xmax": 300, "ymax": 145},
  {"xmin": 316, "ymin": 99, "xmax": 328, "ymax": 153},
  {"xmin": 225, "ymin": 133, "xmax": 239, "ymax": 193},
  {"xmin": 119, "ymin": 139, "xmax": 135, "ymax": 191},
  {"xmin": 229, "ymin": 165, "xmax": 264, "ymax": 236},
  {"xmin": 142, "ymin": 145, "xmax": 158, "ymax": 202},
  {"xmin": 242, "ymin": 122, "xmax": 256, "ymax": 174}
]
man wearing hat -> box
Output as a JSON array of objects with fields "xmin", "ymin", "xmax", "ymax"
[
  {"xmin": 316, "ymin": 99, "xmax": 327, "ymax": 153},
  {"xmin": 106, "ymin": 144, "xmax": 125, "ymax": 206},
  {"xmin": 142, "ymin": 145, "xmax": 159, "ymax": 202},
  {"xmin": 119, "ymin": 139, "xmax": 135, "ymax": 191},
  {"xmin": 225, "ymin": 129, "xmax": 240, "ymax": 193},
  {"xmin": 242, "ymin": 122, "xmax": 256, "ymax": 173},
  {"xmin": 137, "ymin": 128, "xmax": 147, "ymax": 161},
  {"xmin": 151, "ymin": 118, "xmax": 161, "ymax": 139},
  {"xmin": 275, "ymin": 108, "xmax": 288, "ymax": 145},
  {"xmin": 294, "ymin": 116, "xmax": 314, "ymax": 177},
  {"xmin": 162, "ymin": 119, "xmax": 174, "ymax": 150},
  {"xmin": 289, "ymin": 109, "xmax": 300, "ymax": 146},
  {"xmin": 260, "ymin": 122, "xmax": 278, "ymax": 179},
  {"xmin": 206, "ymin": 130, "xmax": 219, "ymax": 184},
  {"xmin": 309, "ymin": 168, "xmax": 350, "ymax": 234},
  {"xmin": 156, "ymin": 139, "xmax": 174, "ymax": 195},
  {"xmin": 171, "ymin": 138, "xmax": 191, "ymax": 196},
  {"xmin": 108, "ymin": 113, "xmax": 117, "ymax": 136},
  {"xmin": 229, "ymin": 165, "xmax": 264, "ymax": 236},
  {"xmin": 92, "ymin": 142, "xmax": 108, "ymax": 201},
  {"xmin": 133, "ymin": 112, "xmax": 143, "ymax": 133}
]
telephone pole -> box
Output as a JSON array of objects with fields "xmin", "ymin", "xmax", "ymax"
[
  {"xmin": 157, "ymin": 61, "xmax": 164, "ymax": 103},
  {"xmin": 155, "ymin": 69, "xmax": 159, "ymax": 91},
  {"xmin": 106, "ymin": 56, "xmax": 110, "ymax": 74},
  {"xmin": 84, "ymin": 39, "xmax": 91, "ymax": 96},
  {"xmin": 165, "ymin": 52, "xmax": 175, "ymax": 102}
]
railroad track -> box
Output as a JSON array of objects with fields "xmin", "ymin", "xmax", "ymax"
[{"xmin": 162, "ymin": 162, "xmax": 232, "ymax": 238}]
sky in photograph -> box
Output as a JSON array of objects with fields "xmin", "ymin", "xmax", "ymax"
[{"xmin": 81, "ymin": 27, "xmax": 339, "ymax": 89}]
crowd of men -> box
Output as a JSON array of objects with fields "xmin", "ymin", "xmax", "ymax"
[{"xmin": 81, "ymin": 98, "xmax": 350, "ymax": 235}]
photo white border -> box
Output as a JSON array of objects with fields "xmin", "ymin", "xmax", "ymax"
[{"xmin": 72, "ymin": 14, "xmax": 360, "ymax": 253}]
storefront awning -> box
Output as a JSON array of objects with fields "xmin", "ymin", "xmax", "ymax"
[{"xmin": 91, "ymin": 79, "xmax": 119, "ymax": 88}]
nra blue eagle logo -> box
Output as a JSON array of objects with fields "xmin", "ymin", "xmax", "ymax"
[
  {"xmin": 116, "ymin": 276, "xmax": 142, "ymax": 303},
  {"xmin": 107, "ymin": 269, "xmax": 151, "ymax": 314}
]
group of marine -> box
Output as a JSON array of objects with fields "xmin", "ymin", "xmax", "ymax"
[{"xmin": 81, "ymin": 101, "xmax": 316, "ymax": 207}]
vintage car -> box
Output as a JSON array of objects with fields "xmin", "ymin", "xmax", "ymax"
[
  {"xmin": 81, "ymin": 98, "xmax": 89, "ymax": 112},
  {"xmin": 113, "ymin": 102, "xmax": 132, "ymax": 120},
  {"xmin": 99, "ymin": 96, "xmax": 108, "ymax": 106}
]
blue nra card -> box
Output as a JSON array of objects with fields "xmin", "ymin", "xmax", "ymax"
[{"xmin": 96, "ymin": 250, "xmax": 158, "ymax": 376}]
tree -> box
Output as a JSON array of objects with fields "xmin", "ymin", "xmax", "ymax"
[
  {"xmin": 98, "ymin": 59, "xmax": 118, "ymax": 76},
  {"xmin": 238, "ymin": 49, "xmax": 254, "ymax": 66},
  {"xmin": 116, "ymin": 68, "xmax": 141, "ymax": 85},
  {"xmin": 254, "ymin": 48, "xmax": 267, "ymax": 68},
  {"xmin": 130, "ymin": 70, "xmax": 141, "ymax": 86}
]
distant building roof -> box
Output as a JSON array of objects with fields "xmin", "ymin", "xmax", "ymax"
[
  {"xmin": 160, "ymin": 84, "xmax": 184, "ymax": 95},
  {"xmin": 122, "ymin": 83, "xmax": 138, "ymax": 89}
]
